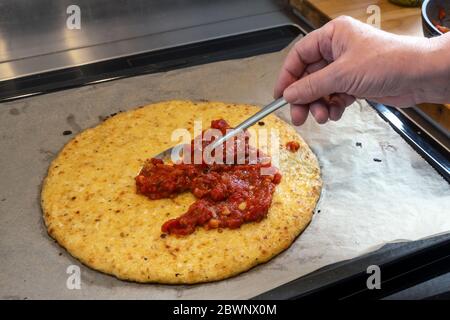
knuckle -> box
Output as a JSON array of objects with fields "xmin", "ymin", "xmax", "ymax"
[
  {"xmin": 332, "ymin": 15, "xmax": 357, "ymax": 32},
  {"xmin": 330, "ymin": 62, "xmax": 348, "ymax": 92},
  {"xmin": 303, "ymin": 76, "xmax": 316, "ymax": 102},
  {"xmin": 335, "ymin": 15, "xmax": 353, "ymax": 24}
]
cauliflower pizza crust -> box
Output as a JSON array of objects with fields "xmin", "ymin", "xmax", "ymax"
[{"xmin": 41, "ymin": 100, "xmax": 322, "ymax": 284}]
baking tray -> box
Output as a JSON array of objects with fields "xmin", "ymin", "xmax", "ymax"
[
  {"xmin": 255, "ymin": 233, "xmax": 450, "ymax": 299},
  {"xmin": 1, "ymin": 24, "xmax": 449, "ymax": 300}
]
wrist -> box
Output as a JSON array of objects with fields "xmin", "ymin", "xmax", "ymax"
[{"xmin": 413, "ymin": 34, "xmax": 450, "ymax": 104}]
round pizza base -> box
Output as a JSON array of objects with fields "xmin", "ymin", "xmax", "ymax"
[{"xmin": 41, "ymin": 100, "xmax": 322, "ymax": 284}]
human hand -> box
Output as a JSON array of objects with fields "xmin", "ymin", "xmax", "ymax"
[{"xmin": 274, "ymin": 16, "xmax": 450, "ymax": 125}]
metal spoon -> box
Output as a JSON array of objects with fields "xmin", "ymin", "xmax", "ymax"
[{"xmin": 154, "ymin": 97, "xmax": 288, "ymax": 162}]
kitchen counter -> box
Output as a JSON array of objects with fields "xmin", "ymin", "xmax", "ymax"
[{"xmin": 301, "ymin": 0, "xmax": 423, "ymax": 35}]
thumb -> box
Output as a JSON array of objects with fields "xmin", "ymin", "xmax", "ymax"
[{"xmin": 283, "ymin": 64, "xmax": 341, "ymax": 105}]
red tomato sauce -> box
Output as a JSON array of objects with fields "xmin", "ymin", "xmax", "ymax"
[
  {"xmin": 135, "ymin": 119, "xmax": 282, "ymax": 236},
  {"xmin": 286, "ymin": 141, "xmax": 300, "ymax": 152}
]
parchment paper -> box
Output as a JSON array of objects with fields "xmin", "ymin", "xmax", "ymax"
[{"xmin": 0, "ymin": 42, "xmax": 449, "ymax": 299}]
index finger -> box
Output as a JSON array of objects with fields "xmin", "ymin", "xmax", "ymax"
[{"xmin": 274, "ymin": 22, "xmax": 335, "ymax": 98}]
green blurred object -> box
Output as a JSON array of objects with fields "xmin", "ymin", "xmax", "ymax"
[{"xmin": 389, "ymin": 0, "xmax": 421, "ymax": 6}]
